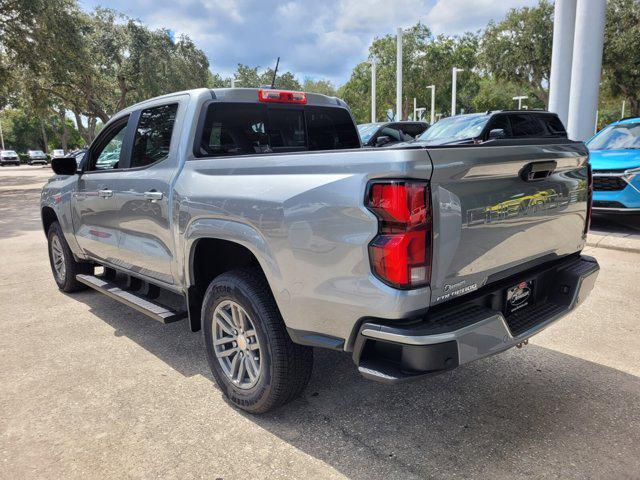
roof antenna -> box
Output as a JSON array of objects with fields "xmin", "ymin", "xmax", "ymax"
[{"xmin": 270, "ymin": 57, "xmax": 280, "ymax": 89}]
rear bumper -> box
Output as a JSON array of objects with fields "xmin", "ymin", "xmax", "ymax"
[{"xmin": 352, "ymin": 254, "xmax": 599, "ymax": 384}]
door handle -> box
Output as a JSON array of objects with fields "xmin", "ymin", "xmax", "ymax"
[
  {"xmin": 144, "ymin": 190, "xmax": 163, "ymax": 201},
  {"xmin": 520, "ymin": 161, "xmax": 557, "ymax": 182},
  {"xmin": 98, "ymin": 189, "xmax": 114, "ymax": 198}
]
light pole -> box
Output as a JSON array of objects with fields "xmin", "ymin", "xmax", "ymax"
[
  {"xmin": 413, "ymin": 98, "xmax": 417, "ymax": 120},
  {"xmin": 427, "ymin": 85, "xmax": 435, "ymax": 125},
  {"xmin": 513, "ymin": 95, "xmax": 529, "ymax": 110},
  {"xmin": 451, "ymin": 67, "xmax": 463, "ymax": 116},
  {"xmin": 370, "ymin": 58, "xmax": 377, "ymax": 123},
  {"xmin": 0, "ymin": 116, "xmax": 4, "ymax": 150},
  {"xmin": 622, "ymin": 100, "xmax": 626, "ymax": 119},
  {"xmin": 396, "ymin": 27, "xmax": 403, "ymax": 121}
]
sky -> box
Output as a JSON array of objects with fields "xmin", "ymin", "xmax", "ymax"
[{"xmin": 79, "ymin": 0, "xmax": 539, "ymax": 86}]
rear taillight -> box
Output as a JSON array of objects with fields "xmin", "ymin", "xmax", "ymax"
[
  {"xmin": 584, "ymin": 163, "xmax": 593, "ymax": 235},
  {"xmin": 258, "ymin": 89, "xmax": 307, "ymax": 104},
  {"xmin": 365, "ymin": 180, "xmax": 432, "ymax": 289}
]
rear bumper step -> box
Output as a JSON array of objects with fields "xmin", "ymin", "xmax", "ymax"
[
  {"xmin": 76, "ymin": 274, "xmax": 187, "ymax": 324},
  {"xmin": 352, "ymin": 254, "xmax": 599, "ymax": 384}
]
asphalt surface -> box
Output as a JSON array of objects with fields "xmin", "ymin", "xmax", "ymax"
[{"xmin": 1, "ymin": 165, "xmax": 639, "ymax": 480}]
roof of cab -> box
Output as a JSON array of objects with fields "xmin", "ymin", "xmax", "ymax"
[{"xmin": 209, "ymin": 87, "xmax": 348, "ymax": 108}]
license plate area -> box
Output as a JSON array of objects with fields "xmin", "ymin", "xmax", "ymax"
[{"xmin": 504, "ymin": 280, "xmax": 535, "ymax": 316}]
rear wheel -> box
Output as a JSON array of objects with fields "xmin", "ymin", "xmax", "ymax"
[
  {"xmin": 202, "ymin": 269, "xmax": 313, "ymax": 413},
  {"xmin": 47, "ymin": 221, "xmax": 91, "ymax": 292}
]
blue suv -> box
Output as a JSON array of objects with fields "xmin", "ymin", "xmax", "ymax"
[{"xmin": 587, "ymin": 117, "xmax": 640, "ymax": 213}]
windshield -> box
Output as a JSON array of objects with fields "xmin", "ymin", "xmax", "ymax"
[
  {"xmin": 588, "ymin": 123, "xmax": 640, "ymax": 150},
  {"xmin": 357, "ymin": 123, "xmax": 381, "ymax": 143},
  {"xmin": 31, "ymin": 150, "xmax": 44, "ymax": 155},
  {"xmin": 2, "ymin": 150, "xmax": 17, "ymax": 156},
  {"xmin": 418, "ymin": 115, "xmax": 489, "ymax": 142}
]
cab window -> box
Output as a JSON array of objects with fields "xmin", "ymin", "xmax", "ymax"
[
  {"xmin": 510, "ymin": 114, "xmax": 546, "ymax": 137},
  {"xmin": 198, "ymin": 103, "xmax": 359, "ymax": 157},
  {"xmin": 485, "ymin": 115, "xmax": 512, "ymax": 138},
  {"xmin": 87, "ymin": 118, "xmax": 129, "ymax": 171},
  {"xmin": 131, "ymin": 104, "xmax": 179, "ymax": 168}
]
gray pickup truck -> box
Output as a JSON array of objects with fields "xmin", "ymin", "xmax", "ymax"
[{"xmin": 41, "ymin": 88, "xmax": 599, "ymax": 413}]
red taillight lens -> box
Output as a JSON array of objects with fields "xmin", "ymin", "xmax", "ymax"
[
  {"xmin": 258, "ymin": 89, "xmax": 307, "ymax": 104},
  {"xmin": 584, "ymin": 163, "xmax": 593, "ymax": 235},
  {"xmin": 366, "ymin": 180, "xmax": 432, "ymax": 289}
]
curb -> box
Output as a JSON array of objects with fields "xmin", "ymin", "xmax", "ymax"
[{"xmin": 586, "ymin": 233, "xmax": 640, "ymax": 253}]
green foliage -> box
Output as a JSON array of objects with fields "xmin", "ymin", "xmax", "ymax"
[
  {"xmin": 603, "ymin": 0, "xmax": 640, "ymax": 116},
  {"xmin": 2, "ymin": 2, "xmax": 213, "ymax": 148},
  {"xmin": 0, "ymin": 108, "xmax": 83, "ymax": 152},
  {"xmin": 480, "ymin": 0, "xmax": 553, "ymax": 105},
  {"xmin": 302, "ymin": 78, "xmax": 337, "ymax": 97},
  {"xmin": 2, "ymin": 0, "xmax": 639, "ymax": 153},
  {"xmin": 339, "ymin": 25, "xmax": 482, "ymax": 123}
]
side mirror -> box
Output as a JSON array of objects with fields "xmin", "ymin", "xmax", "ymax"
[
  {"xmin": 375, "ymin": 135, "xmax": 392, "ymax": 147},
  {"xmin": 488, "ymin": 128, "xmax": 506, "ymax": 140},
  {"xmin": 51, "ymin": 157, "xmax": 79, "ymax": 175}
]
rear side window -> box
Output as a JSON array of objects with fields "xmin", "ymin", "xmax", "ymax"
[
  {"xmin": 485, "ymin": 115, "xmax": 512, "ymax": 137},
  {"xmin": 198, "ymin": 103, "xmax": 359, "ymax": 157},
  {"xmin": 131, "ymin": 103, "xmax": 178, "ymax": 168},
  {"xmin": 399, "ymin": 124, "xmax": 428, "ymax": 137},
  {"xmin": 306, "ymin": 107, "xmax": 360, "ymax": 151},
  {"xmin": 509, "ymin": 114, "xmax": 546, "ymax": 137},
  {"xmin": 539, "ymin": 114, "xmax": 567, "ymax": 136}
]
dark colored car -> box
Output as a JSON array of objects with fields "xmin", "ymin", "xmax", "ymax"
[
  {"xmin": 358, "ymin": 121, "xmax": 429, "ymax": 147},
  {"xmin": 417, "ymin": 111, "xmax": 568, "ymax": 146}
]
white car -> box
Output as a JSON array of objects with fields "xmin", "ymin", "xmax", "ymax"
[
  {"xmin": 27, "ymin": 150, "xmax": 48, "ymax": 165},
  {"xmin": 0, "ymin": 150, "xmax": 20, "ymax": 166},
  {"xmin": 51, "ymin": 149, "xmax": 66, "ymax": 159}
]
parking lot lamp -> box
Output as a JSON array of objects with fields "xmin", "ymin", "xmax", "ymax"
[
  {"xmin": 451, "ymin": 68, "xmax": 464, "ymax": 116},
  {"xmin": 427, "ymin": 85, "xmax": 435, "ymax": 124},
  {"xmin": 513, "ymin": 96, "xmax": 529, "ymax": 110},
  {"xmin": 370, "ymin": 58, "xmax": 377, "ymax": 122},
  {"xmin": 396, "ymin": 28, "xmax": 403, "ymax": 121}
]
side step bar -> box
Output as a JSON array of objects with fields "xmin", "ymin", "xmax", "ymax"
[{"xmin": 76, "ymin": 274, "xmax": 187, "ymax": 324}]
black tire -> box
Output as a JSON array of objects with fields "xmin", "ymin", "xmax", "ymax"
[
  {"xmin": 202, "ymin": 268, "xmax": 313, "ymax": 413},
  {"xmin": 47, "ymin": 221, "xmax": 92, "ymax": 292}
]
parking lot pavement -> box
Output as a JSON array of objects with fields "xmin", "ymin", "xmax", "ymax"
[
  {"xmin": 0, "ymin": 165, "xmax": 639, "ymax": 480},
  {"xmin": 588, "ymin": 214, "xmax": 640, "ymax": 252}
]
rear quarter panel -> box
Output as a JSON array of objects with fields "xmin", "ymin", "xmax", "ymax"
[{"xmin": 177, "ymin": 148, "xmax": 432, "ymax": 344}]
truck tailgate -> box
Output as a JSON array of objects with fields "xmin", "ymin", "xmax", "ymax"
[{"xmin": 426, "ymin": 142, "xmax": 590, "ymax": 305}]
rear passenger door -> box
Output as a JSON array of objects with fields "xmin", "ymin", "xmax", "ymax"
[{"xmin": 112, "ymin": 100, "xmax": 183, "ymax": 285}]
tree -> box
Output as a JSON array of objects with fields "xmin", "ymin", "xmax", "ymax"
[
  {"xmin": 480, "ymin": 0, "xmax": 553, "ymax": 105},
  {"xmin": 302, "ymin": 78, "xmax": 337, "ymax": 97},
  {"xmin": 338, "ymin": 25, "xmax": 481, "ymax": 124},
  {"xmin": 603, "ymin": 0, "xmax": 640, "ymax": 116}
]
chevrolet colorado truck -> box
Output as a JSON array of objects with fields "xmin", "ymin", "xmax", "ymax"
[{"xmin": 41, "ymin": 88, "xmax": 599, "ymax": 413}]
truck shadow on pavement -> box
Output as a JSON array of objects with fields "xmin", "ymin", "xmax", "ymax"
[{"xmin": 75, "ymin": 290, "xmax": 640, "ymax": 480}]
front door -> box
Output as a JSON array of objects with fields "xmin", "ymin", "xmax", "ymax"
[{"xmin": 72, "ymin": 116, "xmax": 131, "ymax": 264}]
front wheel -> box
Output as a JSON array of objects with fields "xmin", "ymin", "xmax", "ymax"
[
  {"xmin": 47, "ymin": 221, "xmax": 92, "ymax": 292},
  {"xmin": 202, "ymin": 269, "xmax": 313, "ymax": 413}
]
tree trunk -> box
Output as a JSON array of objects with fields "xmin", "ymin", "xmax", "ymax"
[
  {"xmin": 59, "ymin": 108, "xmax": 68, "ymax": 151},
  {"xmin": 40, "ymin": 120, "xmax": 48, "ymax": 153}
]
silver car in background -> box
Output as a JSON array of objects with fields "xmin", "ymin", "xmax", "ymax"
[{"xmin": 0, "ymin": 150, "xmax": 20, "ymax": 166}]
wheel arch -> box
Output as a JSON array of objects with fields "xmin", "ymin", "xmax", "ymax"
[
  {"xmin": 41, "ymin": 206, "xmax": 58, "ymax": 234},
  {"xmin": 185, "ymin": 225, "xmax": 282, "ymax": 333}
]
